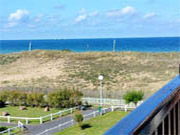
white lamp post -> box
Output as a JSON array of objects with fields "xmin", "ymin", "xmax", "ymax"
[{"xmin": 98, "ymin": 75, "xmax": 104, "ymax": 114}]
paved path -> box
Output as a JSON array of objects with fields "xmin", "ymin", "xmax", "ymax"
[{"xmin": 0, "ymin": 108, "xmax": 111, "ymax": 135}]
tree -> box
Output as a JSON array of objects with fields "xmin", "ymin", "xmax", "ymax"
[
  {"xmin": 73, "ymin": 110, "xmax": 84, "ymax": 129},
  {"xmin": 123, "ymin": 91, "xmax": 144, "ymax": 106}
]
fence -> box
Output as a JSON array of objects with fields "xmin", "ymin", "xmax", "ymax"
[
  {"xmin": 37, "ymin": 107, "xmax": 111, "ymax": 135},
  {"xmin": 0, "ymin": 121, "xmax": 24, "ymax": 135},
  {"xmin": 82, "ymin": 97, "xmax": 143, "ymax": 107},
  {"xmin": 0, "ymin": 107, "xmax": 78, "ymax": 125}
]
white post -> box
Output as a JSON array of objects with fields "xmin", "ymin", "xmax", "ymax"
[
  {"xmin": 59, "ymin": 124, "xmax": 61, "ymax": 130},
  {"xmin": 40, "ymin": 117, "xmax": 43, "ymax": 124},
  {"xmin": 71, "ymin": 119, "xmax": 73, "ymax": 125},
  {"xmin": 7, "ymin": 116, "xmax": 10, "ymax": 123},
  {"xmin": 93, "ymin": 111, "xmax": 96, "ymax": 117},
  {"xmin": 51, "ymin": 114, "xmax": 53, "ymax": 121},
  {"xmin": 26, "ymin": 118, "xmax": 28, "ymax": 124},
  {"xmin": 111, "ymin": 105, "xmax": 114, "ymax": 112},
  {"xmin": 71, "ymin": 108, "xmax": 73, "ymax": 114},
  {"xmin": 125, "ymin": 105, "xmax": 127, "ymax": 112},
  {"xmin": 59, "ymin": 112, "xmax": 62, "ymax": 117},
  {"xmin": 8, "ymin": 128, "xmax": 10, "ymax": 135}
]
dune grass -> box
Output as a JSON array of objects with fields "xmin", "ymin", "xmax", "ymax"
[
  {"xmin": 0, "ymin": 50, "xmax": 179, "ymax": 98},
  {"xmin": 55, "ymin": 111, "xmax": 128, "ymax": 135}
]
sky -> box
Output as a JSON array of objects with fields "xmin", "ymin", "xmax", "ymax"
[{"xmin": 0, "ymin": 0, "xmax": 180, "ymax": 40}]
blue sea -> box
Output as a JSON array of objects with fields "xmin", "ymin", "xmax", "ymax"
[{"xmin": 0, "ymin": 37, "xmax": 179, "ymax": 54}]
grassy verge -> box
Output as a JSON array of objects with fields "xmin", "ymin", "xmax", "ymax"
[
  {"xmin": 55, "ymin": 111, "xmax": 128, "ymax": 135},
  {"xmin": 0, "ymin": 126, "xmax": 23, "ymax": 135},
  {"xmin": 0, "ymin": 106, "xmax": 64, "ymax": 124}
]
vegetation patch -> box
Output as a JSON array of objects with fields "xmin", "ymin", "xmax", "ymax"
[{"xmin": 55, "ymin": 111, "xmax": 128, "ymax": 135}]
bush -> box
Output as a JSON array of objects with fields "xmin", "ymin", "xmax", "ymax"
[
  {"xmin": 73, "ymin": 110, "xmax": 84, "ymax": 129},
  {"xmin": 123, "ymin": 91, "xmax": 144, "ymax": 105},
  {"xmin": 0, "ymin": 91, "xmax": 9, "ymax": 103},
  {"xmin": 0, "ymin": 90, "xmax": 45, "ymax": 107},
  {"xmin": 27, "ymin": 92, "xmax": 45, "ymax": 107},
  {"xmin": 48, "ymin": 88, "xmax": 83, "ymax": 108}
]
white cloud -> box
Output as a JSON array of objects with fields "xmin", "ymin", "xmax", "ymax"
[
  {"xmin": 106, "ymin": 6, "xmax": 136, "ymax": 17},
  {"xmin": 8, "ymin": 9, "xmax": 29, "ymax": 21},
  {"xmin": 7, "ymin": 9, "xmax": 29, "ymax": 28},
  {"xmin": 75, "ymin": 9, "xmax": 99, "ymax": 23},
  {"xmin": 89, "ymin": 11, "xmax": 99, "ymax": 17},
  {"xmin": 143, "ymin": 12, "xmax": 156, "ymax": 19},
  {"xmin": 79, "ymin": 8, "xmax": 86, "ymax": 14},
  {"xmin": 75, "ymin": 15, "xmax": 87, "ymax": 23}
]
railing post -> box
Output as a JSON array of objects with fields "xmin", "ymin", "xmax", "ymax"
[
  {"xmin": 26, "ymin": 118, "xmax": 28, "ymax": 124},
  {"xmin": 178, "ymin": 101, "xmax": 180, "ymax": 134},
  {"xmin": 111, "ymin": 105, "xmax": 114, "ymax": 112},
  {"xmin": 59, "ymin": 112, "xmax": 62, "ymax": 117},
  {"xmin": 50, "ymin": 114, "xmax": 53, "ymax": 121},
  {"xmin": 40, "ymin": 117, "xmax": 43, "ymax": 124},
  {"xmin": 59, "ymin": 124, "xmax": 61, "ymax": 130},
  {"xmin": 124, "ymin": 105, "xmax": 127, "ymax": 112},
  {"xmin": 93, "ymin": 111, "xmax": 96, "ymax": 117},
  {"xmin": 7, "ymin": 116, "xmax": 10, "ymax": 123},
  {"xmin": 71, "ymin": 119, "xmax": 73, "ymax": 125},
  {"xmin": 71, "ymin": 108, "xmax": 73, "ymax": 114},
  {"xmin": 8, "ymin": 128, "xmax": 10, "ymax": 135}
]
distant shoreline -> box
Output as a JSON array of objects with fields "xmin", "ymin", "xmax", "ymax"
[{"xmin": 0, "ymin": 49, "xmax": 180, "ymax": 55}]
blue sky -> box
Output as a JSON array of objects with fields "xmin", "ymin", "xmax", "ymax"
[{"xmin": 0, "ymin": 0, "xmax": 179, "ymax": 40}]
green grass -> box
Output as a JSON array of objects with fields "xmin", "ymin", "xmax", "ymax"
[
  {"xmin": 55, "ymin": 111, "xmax": 128, "ymax": 135},
  {"xmin": 0, "ymin": 126, "xmax": 23, "ymax": 135},
  {"xmin": 0, "ymin": 106, "xmax": 63, "ymax": 124}
]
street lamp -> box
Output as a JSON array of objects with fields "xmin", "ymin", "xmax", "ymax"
[{"xmin": 98, "ymin": 75, "xmax": 104, "ymax": 115}]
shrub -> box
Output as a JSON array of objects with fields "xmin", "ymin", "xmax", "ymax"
[
  {"xmin": 123, "ymin": 91, "xmax": 144, "ymax": 105},
  {"xmin": 0, "ymin": 91, "xmax": 9, "ymax": 103},
  {"xmin": 27, "ymin": 92, "xmax": 45, "ymax": 107},
  {"xmin": 73, "ymin": 110, "xmax": 84, "ymax": 129},
  {"xmin": 48, "ymin": 88, "xmax": 83, "ymax": 108}
]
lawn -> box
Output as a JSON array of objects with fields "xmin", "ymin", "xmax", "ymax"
[
  {"xmin": 0, "ymin": 106, "xmax": 60, "ymax": 117},
  {"xmin": 55, "ymin": 111, "xmax": 128, "ymax": 135},
  {"xmin": 0, "ymin": 106, "xmax": 64, "ymax": 124},
  {"xmin": 0, "ymin": 126, "xmax": 22, "ymax": 135}
]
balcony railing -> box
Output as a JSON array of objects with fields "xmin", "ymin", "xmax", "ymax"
[{"xmin": 104, "ymin": 75, "xmax": 180, "ymax": 135}]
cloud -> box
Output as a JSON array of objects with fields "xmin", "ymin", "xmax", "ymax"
[
  {"xmin": 75, "ymin": 9, "xmax": 99, "ymax": 23},
  {"xmin": 79, "ymin": 8, "xmax": 87, "ymax": 14},
  {"xmin": 143, "ymin": 12, "xmax": 157, "ymax": 19},
  {"xmin": 75, "ymin": 14, "xmax": 87, "ymax": 23},
  {"xmin": 89, "ymin": 11, "xmax": 99, "ymax": 17},
  {"xmin": 7, "ymin": 9, "xmax": 29, "ymax": 28},
  {"xmin": 106, "ymin": 6, "xmax": 136, "ymax": 17},
  {"xmin": 8, "ymin": 9, "xmax": 29, "ymax": 21}
]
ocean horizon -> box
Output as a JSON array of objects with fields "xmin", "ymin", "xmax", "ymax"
[{"xmin": 0, "ymin": 37, "xmax": 180, "ymax": 54}]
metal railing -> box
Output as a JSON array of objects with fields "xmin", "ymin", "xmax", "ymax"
[{"xmin": 104, "ymin": 75, "xmax": 180, "ymax": 135}]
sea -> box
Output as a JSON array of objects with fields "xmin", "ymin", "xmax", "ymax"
[{"xmin": 0, "ymin": 37, "xmax": 179, "ymax": 54}]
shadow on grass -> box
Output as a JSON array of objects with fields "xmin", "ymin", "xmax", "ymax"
[{"xmin": 81, "ymin": 124, "xmax": 92, "ymax": 130}]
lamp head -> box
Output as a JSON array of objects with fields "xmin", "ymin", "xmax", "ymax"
[{"xmin": 98, "ymin": 75, "xmax": 104, "ymax": 81}]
